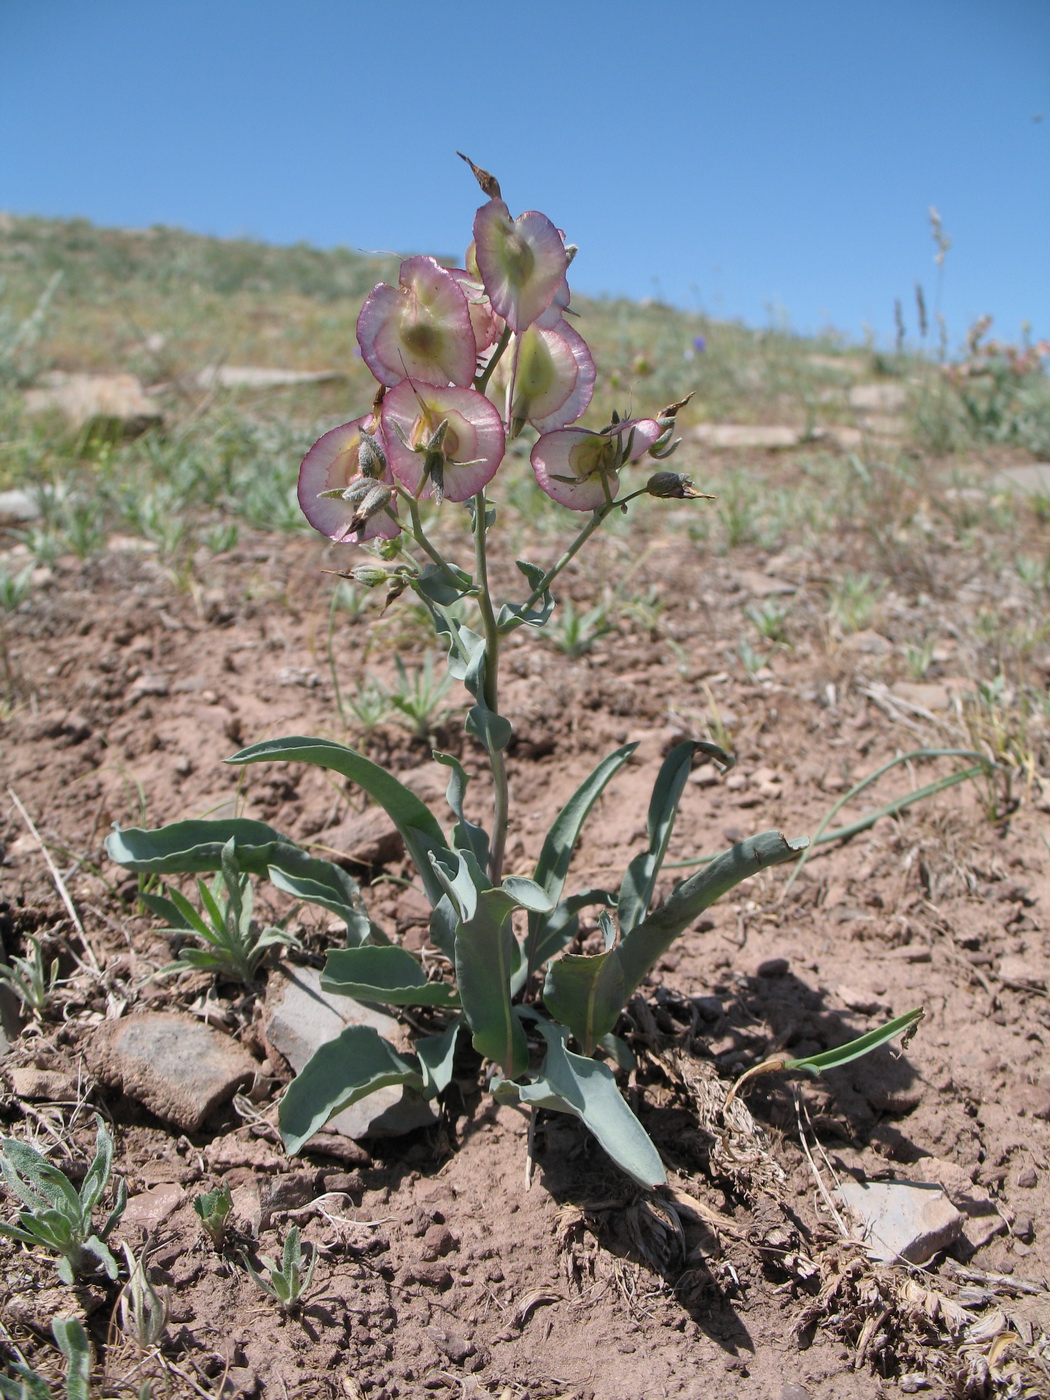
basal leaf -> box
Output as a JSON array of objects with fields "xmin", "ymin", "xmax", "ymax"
[
  {"xmin": 520, "ymin": 1022, "xmax": 666, "ymax": 1189},
  {"xmin": 542, "ymin": 949, "xmax": 626, "ymax": 1054},
  {"xmin": 321, "ymin": 946, "xmax": 459, "ymax": 1007},
  {"xmin": 279, "ymin": 1025, "xmax": 423, "ymax": 1155},
  {"xmin": 225, "ymin": 737, "xmax": 452, "ymax": 908},
  {"xmin": 613, "ymin": 830, "xmax": 806, "ymax": 1000},
  {"xmin": 617, "ymin": 740, "xmax": 698, "ymax": 936},
  {"xmin": 525, "ymin": 744, "xmax": 637, "ymax": 975},
  {"xmin": 415, "ymin": 1017, "xmax": 463, "ymax": 1098}
]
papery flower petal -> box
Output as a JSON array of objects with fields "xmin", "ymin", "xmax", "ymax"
[
  {"xmin": 357, "ymin": 255, "xmax": 476, "ymax": 388},
  {"xmin": 383, "ymin": 380, "xmax": 505, "ymax": 503},
  {"xmin": 531, "ymin": 419, "xmax": 663, "ymax": 511},
  {"xmin": 298, "ymin": 418, "xmax": 400, "ymax": 542},
  {"xmin": 473, "ymin": 199, "xmax": 567, "ymax": 333},
  {"xmin": 524, "ymin": 319, "xmax": 595, "ymax": 433},
  {"xmin": 449, "ymin": 269, "xmax": 501, "ymax": 355}
]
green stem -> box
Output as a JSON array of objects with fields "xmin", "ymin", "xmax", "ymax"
[
  {"xmin": 472, "ymin": 490, "xmax": 510, "ymax": 884},
  {"xmin": 506, "ymin": 486, "xmax": 650, "ymax": 630},
  {"xmin": 395, "ymin": 486, "xmax": 465, "ymax": 587},
  {"xmin": 475, "ymin": 325, "xmax": 512, "ymax": 397}
]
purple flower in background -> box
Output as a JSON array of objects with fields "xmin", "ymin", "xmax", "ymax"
[{"xmin": 693, "ymin": 336, "xmax": 707, "ymax": 354}]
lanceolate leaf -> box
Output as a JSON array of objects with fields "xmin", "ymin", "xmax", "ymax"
[
  {"xmin": 279, "ymin": 1025, "xmax": 423, "ymax": 1156},
  {"xmin": 415, "ymin": 1017, "xmax": 463, "ymax": 1098},
  {"xmin": 617, "ymin": 741, "xmax": 698, "ymax": 936},
  {"xmin": 519, "ymin": 1023, "xmax": 666, "ymax": 1189},
  {"xmin": 225, "ymin": 737, "xmax": 452, "ymax": 908},
  {"xmin": 613, "ymin": 830, "xmax": 806, "ymax": 1002},
  {"xmin": 527, "ymin": 887, "xmax": 617, "ymax": 971},
  {"xmin": 525, "ymin": 744, "xmax": 637, "ymax": 975},
  {"xmin": 542, "ymin": 949, "xmax": 625, "ymax": 1055},
  {"xmin": 106, "ymin": 818, "xmax": 294, "ymax": 874},
  {"xmin": 107, "ymin": 819, "xmax": 373, "ymax": 944},
  {"xmin": 433, "ymin": 751, "xmax": 489, "ymax": 869},
  {"xmin": 321, "ymin": 946, "xmax": 459, "ymax": 1007},
  {"xmin": 431, "ymin": 850, "xmax": 528, "ymax": 1077}
]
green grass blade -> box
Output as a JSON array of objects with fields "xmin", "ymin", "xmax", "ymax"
[{"xmin": 785, "ymin": 1007, "xmax": 925, "ymax": 1074}]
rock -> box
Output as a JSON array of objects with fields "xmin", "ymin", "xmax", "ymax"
[
  {"xmin": 692, "ymin": 424, "xmax": 803, "ymax": 450},
  {"xmin": 849, "ymin": 383, "xmax": 909, "ymax": 413},
  {"xmin": 756, "ymin": 957, "xmax": 789, "ymax": 978},
  {"xmin": 993, "ymin": 463, "xmax": 1050, "ymax": 497},
  {"xmin": 121, "ymin": 1182, "xmax": 186, "ymax": 1231},
  {"xmin": 890, "ymin": 681, "xmax": 951, "ymax": 712},
  {"xmin": 0, "ymin": 488, "xmax": 44, "ymax": 526},
  {"xmin": 912, "ymin": 1156, "xmax": 1005, "ymax": 1251},
  {"xmin": 838, "ymin": 1176, "xmax": 965, "ymax": 1264},
  {"xmin": 735, "ymin": 569, "xmax": 796, "ymax": 597},
  {"xmin": 194, "ymin": 365, "xmax": 348, "ymax": 391},
  {"xmin": 1015, "ymin": 1165, "xmax": 1038, "ymax": 1189},
  {"xmin": 841, "ymin": 629, "xmax": 893, "ymax": 656},
  {"xmin": 262, "ymin": 965, "xmax": 435, "ymax": 1140},
  {"xmin": 323, "ymin": 808, "xmax": 404, "ymax": 872},
  {"xmin": 85, "ymin": 1011, "xmax": 258, "ymax": 1132},
  {"xmin": 998, "ymin": 954, "xmax": 1046, "ymax": 990},
  {"xmin": 836, "ymin": 985, "xmax": 889, "ymax": 1015},
  {"xmin": 781, "ymin": 1385, "xmax": 812, "ymax": 1400},
  {"xmin": 23, "ymin": 372, "xmax": 162, "ymax": 436},
  {"xmin": 4, "ymin": 1066, "xmax": 77, "ymax": 1101}
]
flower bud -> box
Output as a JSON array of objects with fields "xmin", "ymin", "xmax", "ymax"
[
  {"xmin": 350, "ymin": 563, "xmax": 391, "ymax": 588},
  {"xmin": 646, "ymin": 471, "xmax": 712, "ymax": 500},
  {"xmin": 357, "ymin": 430, "xmax": 387, "ymax": 480}
]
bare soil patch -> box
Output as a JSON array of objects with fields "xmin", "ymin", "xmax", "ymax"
[{"xmin": 2, "ymin": 448, "xmax": 1049, "ymax": 1399}]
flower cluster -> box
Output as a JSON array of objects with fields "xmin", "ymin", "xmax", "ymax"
[{"xmin": 299, "ymin": 158, "xmax": 689, "ymax": 544}]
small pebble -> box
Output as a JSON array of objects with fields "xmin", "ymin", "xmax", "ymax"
[{"xmin": 1015, "ymin": 1165, "xmax": 1038, "ymax": 1189}]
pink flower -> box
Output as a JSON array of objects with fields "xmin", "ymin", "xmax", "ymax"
[
  {"xmin": 382, "ymin": 380, "xmax": 506, "ymax": 504},
  {"xmin": 500, "ymin": 316, "xmax": 595, "ymax": 433},
  {"xmin": 298, "ymin": 416, "xmax": 400, "ymax": 543},
  {"xmin": 472, "ymin": 198, "xmax": 567, "ymax": 333},
  {"xmin": 531, "ymin": 418, "xmax": 663, "ymax": 511},
  {"xmin": 357, "ymin": 255, "xmax": 477, "ymax": 388}
]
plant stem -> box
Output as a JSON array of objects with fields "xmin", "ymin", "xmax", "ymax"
[
  {"xmin": 472, "ymin": 490, "xmax": 510, "ymax": 884},
  {"xmin": 396, "ymin": 487, "xmax": 465, "ymax": 587},
  {"xmin": 475, "ymin": 325, "xmax": 512, "ymax": 397},
  {"xmin": 508, "ymin": 487, "xmax": 650, "ymax": 628}
]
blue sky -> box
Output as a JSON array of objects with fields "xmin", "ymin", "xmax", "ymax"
[{"xmin": 2, "ymin": 0, "xmax": 1047, "ymax": 348}]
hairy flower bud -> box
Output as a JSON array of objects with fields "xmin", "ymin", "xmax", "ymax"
[
  {"xmin": 350, "ymin": 563, "xmax": 391, "ymax": 588},
  {"xmin": 357, "ymin": 430, "xmax": 387, "ymax": 480}
]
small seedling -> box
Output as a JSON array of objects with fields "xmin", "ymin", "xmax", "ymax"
[
  {"xmin": 745, "ymin": 598, "xmax": 789, "ymax": 644},
  {"xmin": 385, "ymin": 652, "xmax": 454, "ymax": 738},
  {"xmin": 0, "ymin": 564, "xmax": 33, "ymax": 614},
  {"xmin": 142, "ymin": 837, "xmax": 299, "ymax": 985},
  {"xmin": 827, "ymin": 571, "xmax": 882, "ymax": 633},
  {"xmin": 0, "ymin": 1116, "xmax": 126, "ymax": 1284},
  {"xmin": 241, "ymin": 1226, "xmax": 317, "ymax": 1312},
  {"xmin": 192, "ymin": 1183, "xmax": 233, "ymax": 1249},
  {"xmin": 0, "ymin": 1317, "xmax": 92, "ymax": 1400},
  {"xmin": 547, "ymin": 597, "xmax": 613, "ymax": 659},
  {"xmin": 0, "ymin": 936, "xmax": 67, "ymax": 1016},
  {"xmin": 117, "ymin": 1243, "xmax": 169, "ymax": 1350},
  {"xmin": 726, "ymin": 1008, "xmax": 925, "ymax": 1108}
]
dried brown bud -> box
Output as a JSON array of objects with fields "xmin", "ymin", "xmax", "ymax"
[
  {"xmin": 646, "ymin": 471, "xmax": 713, "ymax": 500},
  {"xmin": 457, "ymin": 151, "xmax": 502, "ymax": 200}
]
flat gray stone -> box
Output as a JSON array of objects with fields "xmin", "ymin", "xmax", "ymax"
[
  {"xmin": 849, "ymin": 383, "xmax": 909, "ymax": 413},
  {"xmin": 24, "ymin": 372, "xmax": 162, "ymax": 435},
  {"xmin": 85, "ymin": 1011, "xmax": 258, "ymax": 1132},
  {"xmin": 692, "ymin": 423, "xmax": 803, "ymax": 450},
  {"xmin": 0, "ymin": 489, "xmax": 42, "ymax": 525},
  {"xmin": 263, "ymin": 965, "xmax": 435, "ymax": 1140},
  {"xmin": 195, "ymin": 365, "xmax": 348, "ymax": 391},
  {"xmin": 993, "ymin": 463, "xmax": 1050, "ymax": 496},
  {"xmin": 839, "ymin": 1176, "xmax": 964, "ymax": 1264}
]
